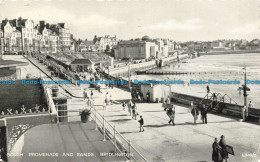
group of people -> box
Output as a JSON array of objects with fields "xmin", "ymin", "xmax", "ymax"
[
  {"xmin": 83, "ymin": 89, "xmax": 94, "ymax": 106},
  {"xmin": 212, "ymin": 135, "xmax": 229, "ymax": 162},
  {"xmin": 103, "ymin": 92, "xmax": 113, "ymax": 109},
  {"xmin": 190, "ymin": 103, "xmax": 208, "ymax": 124},
  {"xmin": 131, "ymin": 89, "xmax": 151, "ymax": 103},
  {"xmin": 163, "ymin": 97, "xmax": 209, "ymax": 125},
  {"xmin": 122, "ymin": 100, "xmax": 144, "ymax": 132},
  {"xmin": 131, "ymin": 89, "xmax": 144, "ymax": 102}
]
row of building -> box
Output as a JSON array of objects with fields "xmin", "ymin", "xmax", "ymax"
[
  {"xmin": 0, "ymin": 18, "xmax": 73, "ymax": 54},
  {"xmin": 177, "ymin": 39, "xmax": 260, "ymax": 51},
  {"xmin": 77, "ymin": 35, "xmax": 175, "ymax": 60},
  {"xmin": 114, "ymin": 36, "xmax": 170, "ymax": 60}
]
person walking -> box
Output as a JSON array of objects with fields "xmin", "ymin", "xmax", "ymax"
[
  {"xmin": 189, "ymin": 101, "xmax": 193, "ymax": 112},
  {"xmin": 105, "ymin": 92, "xmax": 109, "ymax": 105},
  {"xmin": 212, "ymin": 138, "xmax": 222, "ymax": 162},
  {"xmin": 109, "ymin": 95, "xmax": 113, "ymax": 105},
  {"xmin": 91, "ymin": 90, "xmax": 94, "ymax": 99},
  {"xmin": 166, "ymin": 105, "xmax": 175, "ymax": 126},
  {"xmin": 122, "ymin": 102, "xmax": 126, "ymax": 111},
  {"xmin": 128, "ymin": 100, "xmax": 133, "ymax": 116},
  {"xmin": 140, "ymin": 91, "xmax": 144, "ymax": 102},
  {"xmin": 146, "ymin": 90, "xmax": 150, "ymax": 103},
  {"xmin": 132, "ymin": 102, "xmax": 137, "ymax": 120},
  {"xmin": 83, "ymin": 88, "xmax": 88, "ymax": 101},
  {"xmin": 103, "ymin": 100, "xmax": 107, "ymax": 110},
  {"xmin": 201, "ymin": 104, "xmax": 208, "ymax": 124},
  {"xmin": 138, "ymin": 115, "xmax": 144, "ymax": 132},
  {"xmin": 191, "ymin": 105, "xmax": 199, "ymax": 124},
  {"xmin": 219, "ymin": 135, "xmax": 229, "ymax": 162},
  {"xmin": 207, "ymin": 85, "xmax": 210, "ymax": 93}
]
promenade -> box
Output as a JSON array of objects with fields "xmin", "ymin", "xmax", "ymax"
[{"xmin": 4, "ymin": 55, "xmax": 260, "ymax": 162}]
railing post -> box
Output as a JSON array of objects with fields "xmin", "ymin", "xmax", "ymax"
[
  {"xmin": 56, "ymin": 103, "xmax": 59, "ymax": 123},
  {"xmin": 230, "ymin": 98, "xmax": 231, "ymax": 103},
  {"xmin": 103, "ymin": 115, "xmax": 106, "ymax": 141},
  {"xmin": 223, "ymin": 96, "xmax": 225, "ymax": 103},
  {"xmin": 128, "ymin": 140, "xmax": 131, "ymax": 161},
  {"xmin": 114, "ymin": 125, "xmax": 116, "ymax": 153}
]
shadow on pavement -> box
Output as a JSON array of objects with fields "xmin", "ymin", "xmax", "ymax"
[
  {"xmin": 120, "ymin": 131, "xmax": 140, "ymax": 134},
  {"xmin": 144, "ymin": 110, "xmax": 165, "ymax": 112},
  {"xmin": 105, "ymin": 114, "xmax": 129, "ymax": 117},
  {"xmin": 110, "ymin": 119, "xmax": 132, "ymax": 122},
  {"xmin": 144, "ymin": 124, "xmax": 172, "ymax": 128}
]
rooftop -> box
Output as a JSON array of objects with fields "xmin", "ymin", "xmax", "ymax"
[{"xmin": 71, "ymin": 59, "xmax": 94, "ymax": 65}]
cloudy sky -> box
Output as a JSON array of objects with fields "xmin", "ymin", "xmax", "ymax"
[{"xmin": 0, "ymin": 0, "xmax": 259, "ymax": 41}]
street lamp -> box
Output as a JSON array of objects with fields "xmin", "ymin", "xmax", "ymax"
[{"xmin": 242, "ymin": 66, "xmax": 250, "ymax": 121}]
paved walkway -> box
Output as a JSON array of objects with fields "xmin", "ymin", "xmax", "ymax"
[
  {"xmin": 9, "ymin": 122, "xmax": 126, "ymax": 162},
  {"xmin": 8, "ymin": 55, "xmax": 260, "ymax": 162},
  {"xmin": 66, "ymin": 84, "xmax": 260, "ymax": 162}
]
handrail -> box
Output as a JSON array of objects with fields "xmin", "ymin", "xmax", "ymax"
[
  {"xmin": 55, "ymin": 102, "xmax": 147, "ymax": 160},
  {"xmin": 199, "ymin": 92, "xmax": 213, "ymax": 105},
  {"xmin": 89, "ymin": 106, "xmax": 148, "ymax": 162},
  {"xmin": 223, "ymin": 94, "xmax": 237, "ymax": 104}
]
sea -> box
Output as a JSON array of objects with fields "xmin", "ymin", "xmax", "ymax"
[{"xmin": 133, "ymin": 53, "xmax": 260, "ymax": 109}]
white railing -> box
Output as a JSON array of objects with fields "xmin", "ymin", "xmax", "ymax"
[
  {"xmin": 89, "ymin": 106, "xmax": 147, "ymax": 162},
  {"xmin": 42, "ymin": 78, "xmax": 58, "ymax": 117},
  {"xmin": 54, "ymin": 104, "xmax": 147, "ymax": 162}
]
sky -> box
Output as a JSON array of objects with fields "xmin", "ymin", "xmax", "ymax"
[{"xmin": 0, "ymin": 0, "xmax": 259, "ymax": 42}]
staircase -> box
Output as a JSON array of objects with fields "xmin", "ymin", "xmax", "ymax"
[{"xmin": 198, "ymin": 92, "xmax": 237, "ymax": 113}]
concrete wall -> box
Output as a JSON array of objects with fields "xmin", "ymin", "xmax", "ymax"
[{"xmin": 108, "ymin": 54, "xmax": 189, "ymax": 78}]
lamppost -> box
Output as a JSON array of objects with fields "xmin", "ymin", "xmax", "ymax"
[{"xmin": 242, "ymin": 67, "xmax": 250, "ymax": 121}]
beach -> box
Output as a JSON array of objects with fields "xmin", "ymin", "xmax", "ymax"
[{"xmin": 134, "ymin": 53, "xmax": 260, "ymax": 108}]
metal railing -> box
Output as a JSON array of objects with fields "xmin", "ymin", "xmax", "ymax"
[
  {"xmin": 199, "ymin": 92, "xmax": 238, "ymax": 106},
  {"xmin": 55, "ymin": 104, "xmax": 147, "ymax": 162},
  {"xmin": 89, "ymin": 106, "xmax": 147, "ymax": 162}
]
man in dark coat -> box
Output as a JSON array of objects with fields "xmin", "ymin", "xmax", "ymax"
[
  {"xmin": 138, "ymin": 115, "xmax": 144, "ymax": 132},
  {"xmin": 146, "ymin": 90, "xmax": 150, "ymax": 103},
  {"xmin": 212, "ymin": 138, "xmax": 222, "ymax": 162},
  {"xmin": 201, "ymin": 104, "xmax": 208, "ymax": 124},
  {"xmin": 167, "ymin": 106, "xmax": 175, "ymax": 126},
  {"xmin": 219, "ymin": 135, "xmax": 229, "ymax": 162}
]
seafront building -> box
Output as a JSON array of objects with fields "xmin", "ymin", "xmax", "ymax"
[
  {"xmin": 0, "ymin": 18, "xmax": 73, "ymax": 54},
  {"xmin": 93, "ymin": 35, "xmax": 118, "ymax": 52},
  {"xmin": 114, "ymin": 36, "xmax": 168, "ymax": 60}
]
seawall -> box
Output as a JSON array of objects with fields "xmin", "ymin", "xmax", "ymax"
[{"xmin": 170, "ymin": 92, "xmax": 260, "ymax": 121}]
